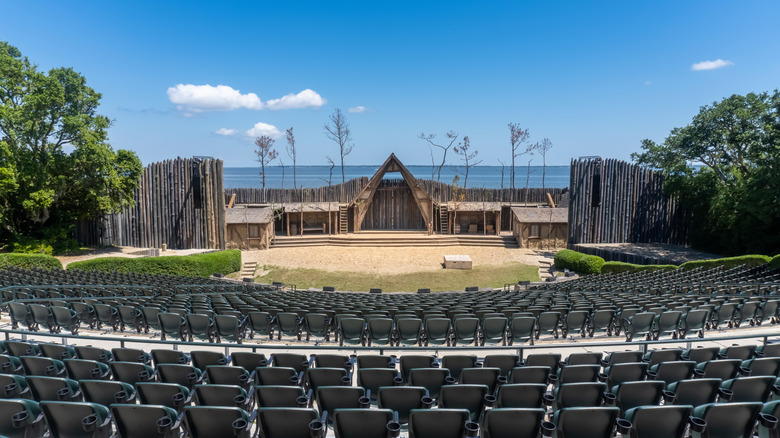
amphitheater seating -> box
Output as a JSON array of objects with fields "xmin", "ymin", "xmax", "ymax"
[
  {"xmin": 3, "ymin": 263, "xmax": 779, "ymax": 347},
  {"xmin": 0, "ymin": 340, "xmax": 778, "ymax": 436},
  {"xmin": 1, "ymin": 263, "xmax": 780, "ymax": 435}
]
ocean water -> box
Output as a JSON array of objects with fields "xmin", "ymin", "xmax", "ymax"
[{"xmin": 224, "ymin": 165, "xmax": 570, "ymax": 189}]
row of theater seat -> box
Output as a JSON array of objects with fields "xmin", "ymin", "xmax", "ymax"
[
  {"xmin": 4, "ymin": 400, "xmax": 780, "ymax": 438},
  {"xmin": 3, "ymin": 341, "xmax": 780, "ymax": 437},
  {"xmin": 7, "ymin": 283, "xmax": 780, "ymax": 346}
]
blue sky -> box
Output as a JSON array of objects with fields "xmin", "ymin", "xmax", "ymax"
[{"xmin": 3, "ymin": 1, "xmax": 779, "ymax": 167}]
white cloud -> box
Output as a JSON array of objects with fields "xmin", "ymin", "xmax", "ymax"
[
  {"xmin": 348, "ymin": 105, "xmax": 368, "ymax": 113},
  {"xmin": 644, "ymin": 81, "xmax": 652, "ymax": 85},
  {"xmin": 216, "ymin": 128, "xmax": 238, "ymax": 136},
  {"xmin": 691, "ymin": 59, "xmax": 734, "ymax": 71},
  {"xmin": 168, "ymin": 84, "xmax": 326, "ymax": 112},
  {"xmin": 167, "ymin": 84, "xmax": 264, "ymax": 112},
  {"xmin": 265, "ymin": 89, "xmax": 327, "ymax": 110},
  {"xmin": 245, "ymin": 122, "xmax": 282, "ymax": 138}
]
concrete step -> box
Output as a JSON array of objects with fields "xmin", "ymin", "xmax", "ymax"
[{"xmin": 239, "ymin": 261, "xmax": 257, "ymax": 278}]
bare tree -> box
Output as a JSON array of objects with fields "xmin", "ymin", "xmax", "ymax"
[
  {"xmin": 418, "ymin": 130, "xmax": 458, "ymax": 183},
  {"xmin": 279, "ymin": 158, "xmax": 286, "ymax": 203},
  {"xmin": 453, "ymin": 136, "xmax": 483, "ymax": 189},
  {"xmin": 324, "ymin": 108, "xmax": 354, "ymax": 183},
  {"xmin": 535, "ymin": 138, "xmax": 553, "ymax": 190},
  {"xmin": 427, "ymin": 146, "xmax": 436, "ymax": 179},
  {"xmin": 285, "ymin": 127, "xmax": 297, "ymax": 192},
  {"xmin": 325, "ymin": 156, "xmax": 335, "ymax": 188},
  {"xmin": 508, "ymin": 123, "xmax": 532, "ymax": 192},
  {"xmin": 321, "ymin": 156, "xmax": 336, "ymax": 235},
  {"xmin": 525, "ymin": 153, "xmax": 535, "ymax": 204},
  {"xmin": 497, "ymin": 158, "xmax": 507, "ymax": 189},
  {"xmin": 254, "ymin": 135, "xmax": 278, "ymax": 189}
]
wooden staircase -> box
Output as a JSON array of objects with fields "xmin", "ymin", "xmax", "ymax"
[
  {"xmin": 339, "ymin": 205, "xmax": 348, "ymax": 234},
  {"xmin": 439, "ymin": 205, "xmax": 449, "ymax": 234}
]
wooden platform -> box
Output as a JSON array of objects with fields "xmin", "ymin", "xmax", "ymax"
[
  {"xmin": 571, "ymin": 243, "xmax": 719, "ymax": 265},
  {"xmin": 444, "ymin": 255, "xmax": 472, "ymax": 269}
]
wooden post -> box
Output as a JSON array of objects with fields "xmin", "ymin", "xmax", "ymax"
[
  {"xmin": 286, "ymin": 211, "xmax": 290, "ymax": 236},
  {"xmin": 454, "ymin": 211, "xmax": 457, "ymax": 234}
]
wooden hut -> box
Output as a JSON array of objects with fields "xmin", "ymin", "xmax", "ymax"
[
  {"xmin": 512, "ymin": 207, "xmax": 568, "ymax": 249},
  {"xmin": 226, "ymin": 205, "xmax": 274, "ymax": 249},
  {"xmin": 283, "ymin": 202, "xmax": 340, "ymax": 236},
  {"xmin": 445, "ymin": 202, "xmax": 502, "ymax": 235}
]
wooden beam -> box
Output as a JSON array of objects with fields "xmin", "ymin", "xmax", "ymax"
[{"xmin": 227, "ymin": 193, "xmax": 236, "ymax": 209}]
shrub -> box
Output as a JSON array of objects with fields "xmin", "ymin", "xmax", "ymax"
[
  {"xmin": 9, "ymin": 225, "xmax": 80, "ymax": 255},
  {"xmin": 679, "ymin": 254, "xmax": 771, "ymax": 271},
  {"xmin": 601, "ymin": 261, "xmax": 678, "ymax": 274},
  {"xmin": 578, "ymin": 254, "xmax": 605, "ymax": 275},
  {"xmin": 554, "ymin": 249, "xmax": 584, "ymax": 270},
  {"xmin": 554, "ymin": 249, "xmax": 604, "ymax": 275},
  {"xmin": 0, "ymin": 253, "xmax": 63, "ymax": 270},
  {"xmin": 768, "ymin": 254, "xmax": 780, "ymax": 270},
  {"xmin": 67, "ymin": 250, "xmax": 241, "ymax": 278}
]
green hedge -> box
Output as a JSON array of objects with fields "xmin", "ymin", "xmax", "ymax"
[
  {"xmin": 767, "ymin": 254, "xmax": 780, "ymax": 270},
  {"xmin": 554, "ymin": 249, "xmax": 604, "ymax": 275},
  {"xmin": 556, "ymin": 250, "xmax": 776, "ymax": 275},
  {"xmin": 67, "ymin": 250, "xmax": 241, "ymax": 278},
  {"xmin": 0, "ymin": 253, "xmax": 63, "ymax": 270},
  {"xmin": 679, "ymin": 254, "xmax": 771, "ymax": 271},
  {"xmin": 600, "ymin": 261, "xmax": 678, "ymax": 274}
]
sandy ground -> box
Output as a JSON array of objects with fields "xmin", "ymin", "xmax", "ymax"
[{"xmin": 243, "ymin": 246, "xmax": 550, "ymax": 274}]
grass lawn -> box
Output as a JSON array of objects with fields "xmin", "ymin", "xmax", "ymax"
[{"xmin": 254, "ymin": 262, "xmax": 539, "ymax": 292}]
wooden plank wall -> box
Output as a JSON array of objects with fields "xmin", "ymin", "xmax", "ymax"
[
  {"xmin": 226, "ymin": 177, "xmax": 566, "ymax": 205},
  {"xmin": 416, "ymin": 180, "xmax": 565, "ymax": 204},
  {"xmin": 567, "ymin": 158, "xmax": 689, "ymax": 246},
  {"xmin": 362, "ymin": 180, "xmax": 425, "ymax": 230},
  {"xmin": 74, "ymin": 158, "xmax": 226, "ymax": 249},
  {"xmin": 224, "ymin": 177, "xmax": 369, "ymax": 205}
]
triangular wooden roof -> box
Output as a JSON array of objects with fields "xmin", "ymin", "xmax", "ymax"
[{"xmin": 351, "ymin": 153, "xmax": 435, "ymax": 234}]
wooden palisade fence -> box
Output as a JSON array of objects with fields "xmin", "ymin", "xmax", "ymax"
[
  {"xmin": 567, "ymin": 158, "xmax": 689, "ymax": 246},
  {"xmin": 226, "ymin": 177, "xmax": 565, "ymax": 205},
  {"xmin": 75, "ymin": 157, "xmax": 226, "ymax": 249},
  {"xmin": 225, "ymin": 177, "xmax": 369, "ymax": 205}
]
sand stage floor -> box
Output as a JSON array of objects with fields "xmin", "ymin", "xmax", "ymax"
[
  {"xmin": 57, "ymin": 236, "xmax": 552, "ymax": 275},
  {"xmin": 242, "ymin": 246, "xmax": 549, "ymax": 275}
]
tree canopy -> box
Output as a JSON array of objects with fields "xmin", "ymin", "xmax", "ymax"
[
  {"xmin": 0, "ymin": 41, "xmax": 141, "ymax": 253},
  {"xmin": 632, "ymin": 91, "xmax": 780, "ymax": 255}
]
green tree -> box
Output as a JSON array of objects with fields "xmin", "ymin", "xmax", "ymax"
[
  {"xmin": 0, "ymin": 41, "xmax": 141, "ymax": 252},
  {"xmin": 632, "ymin": 91, "xmax": 780, "ymax": 255}
]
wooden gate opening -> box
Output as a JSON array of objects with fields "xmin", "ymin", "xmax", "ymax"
[{"xmin": 362, "ymin": 178, "xmax": 425, "ymax": 230}]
